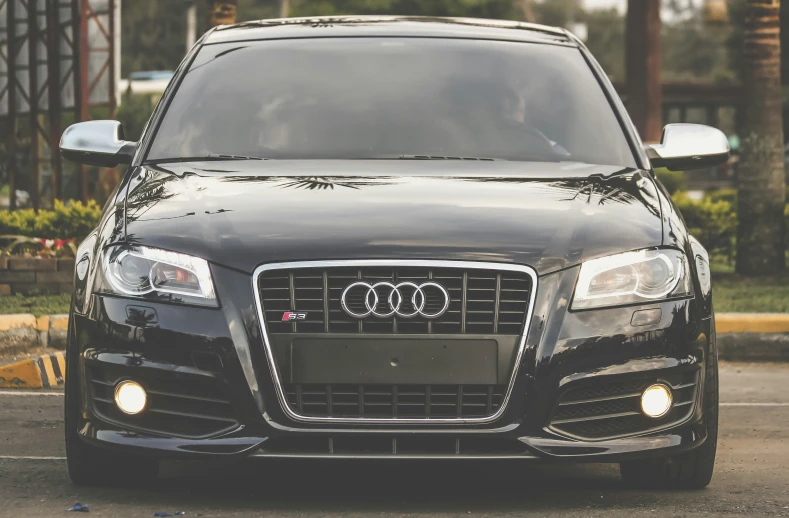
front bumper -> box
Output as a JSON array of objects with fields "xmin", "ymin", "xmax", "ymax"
[{"xmin": 71, "ymin": 263, "xmax": 713, "ymax": 462}]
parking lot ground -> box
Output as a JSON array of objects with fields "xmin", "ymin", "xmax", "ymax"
[{"xmin": 1, "ymin": 362, "xmax": 788, "ymax": 517}]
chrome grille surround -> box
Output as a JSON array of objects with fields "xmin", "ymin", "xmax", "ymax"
[{"xmin": 252, "ymin": 260, "xmax": 538, "ymax": 425}]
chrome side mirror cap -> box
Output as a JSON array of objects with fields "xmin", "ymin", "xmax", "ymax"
[
  {"xmin": 646, "ymin": 123, "xmax": 730, "ymax": 171},
  {"xmin": 60, "ymin": 120, "xmax": 137, "ymax": 167}
]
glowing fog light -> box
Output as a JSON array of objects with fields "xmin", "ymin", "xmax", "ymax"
[
  {"xmin": 114, "ymin": 380, "xmax": 147, "ymax": 415},
  {"xmin": 641, "ymin": 384, "xmax": 672, "ymax": 418}
]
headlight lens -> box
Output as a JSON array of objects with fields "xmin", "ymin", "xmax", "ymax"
[
  {"xmin": 572, "ymin": 248, "xmax": 691, "ymax": 310},
  {"xmin": 102, "ymin": 245, "xmax": 216, "ymax": 305}
]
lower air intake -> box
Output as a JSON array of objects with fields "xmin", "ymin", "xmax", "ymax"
[
  {"xmin": 285, "ymin": 384, "xmax": 506, "ymax": 419},
  {"xmin": 87, "ymin": 367, "xmax": 239, "ymax": 439},
  {"xmin": 549, "ymin": 371, "xmax": 698, "ymax": 441}
]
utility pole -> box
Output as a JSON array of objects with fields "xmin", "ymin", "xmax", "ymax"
[
  {"xmin": 186, "ymin": 1, "xmax": 198, "ymax": 50},
  {"xmin": 736, "ymin": 0, "xmax": 785, "ymax": 274},
  {"xmin": 280, "ymin": 0, "xmax": 290, "ymax": 18},
  {"xmin": 207, "ymin": 0, "xmax": 237, "ymax": 27},
  {"xmin": 625, "ymin": 0, "xmax": 662, "ymax": 143}
]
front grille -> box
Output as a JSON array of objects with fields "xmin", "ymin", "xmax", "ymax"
[
  {"xmin": 87, "ymin": 367, "xmax": 239, "ymax": 439},
  {"xmin": 258, "ymin": 266, "xmax": 532, "ymax": 335},
  {"xmin": 285, "ymin": 384, "xmax": 505, "ymax": 419},
  {"xmin": 549, "ymin": 371, "xmax": 698, "ymax": 441},
  {"xmin": 256, "ymin": 436, "xmax": 533, "ymax": 457}
]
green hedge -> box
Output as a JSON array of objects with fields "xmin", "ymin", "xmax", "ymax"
[
  {"xmin": 672, "ymin": 191, "xmax": 737, "ymax": 262},
  {"xmin": 672, "ymin": 187, "xmax": 789, "ymax": 265},
  {"xmin": 0, "ymin": 200, "xmax": 101, "ymax": 240},
  {"xmin": 654, "ymin": 168, "xmax": 687, "ymax": 195},
  {"xmin": 116, "ymin": 91, "xmax": 156, "ymax": 142}
]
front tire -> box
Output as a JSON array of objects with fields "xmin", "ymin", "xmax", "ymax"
[
  {"xmin": 65, "ymin": 299, "xmax": 159, "ymax": 486},
  {"xmin": 620, "ymin": 316, "xmax": 719, "ymax": 490}
]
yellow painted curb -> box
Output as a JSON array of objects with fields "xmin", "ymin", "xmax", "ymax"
[
  {"xmin": 0, "ymin": 351, "xmax": 65, "ymax": 389},
  {"xmin": 0, "ymin": 314, "xmax": 37, "ymax": 332},
  {"xmin": 50, "ymin": 316, "xmax": 69, "ymax": 331},
  {"xmin": 35, "ymin": 316, "xmax": 49, "ymax": 332},
  {"xmin": 716, "ymin": 313, "xmax": 789, "ymax": 334}
]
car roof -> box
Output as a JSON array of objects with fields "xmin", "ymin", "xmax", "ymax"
[{"xmin": 205, "ymin": 15, "xmax": 576, "ymax": 46}]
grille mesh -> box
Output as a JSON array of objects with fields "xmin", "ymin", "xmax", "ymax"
[
  {"xmin": 257, "ymin": 436, "xmax": 531, "ymax": 457},
  {"xmin": 285, "ymin": 384, "xmax": 505, "ymax": 419},
  {"xmin": 258, "ymin": 266, "xmax": 532, "ymax": 335}
]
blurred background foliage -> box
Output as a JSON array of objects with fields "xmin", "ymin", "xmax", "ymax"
[
  {"xmin": 121, "ymin": 0, "xmax": 786, "ymax": 84},
  {"xmin": 656, "ymin": 168, "xmax": 789, "ymax": 269},
  {"xmin": 0, "ymin": 200, "xmax": 102, "ymax": 241},
  {"xmin": 83, "ymin": 0, "xmax": 789, "ymax": 267}
]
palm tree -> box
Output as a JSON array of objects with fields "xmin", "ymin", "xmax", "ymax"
[{"xmin": 736, "ymin": 0, "xmax": 786, "ymax": 275}]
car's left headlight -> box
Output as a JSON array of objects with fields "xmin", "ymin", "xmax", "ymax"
[
  {"xmin": 571, "ymin": 248, "xmax": 692, "ymax": 310},
  {"xmin": 101, "ymin": 245, "xmax": 217, "ymax": 306}
]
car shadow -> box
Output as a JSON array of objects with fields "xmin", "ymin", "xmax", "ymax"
[{"xmin": 102, "ymin": 459, "xmax": 672, "ymax": 513}]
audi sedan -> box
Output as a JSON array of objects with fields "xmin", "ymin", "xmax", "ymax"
[{"xmin": 60, "ymin": 16, "xmax": 728, "ymax": 489}]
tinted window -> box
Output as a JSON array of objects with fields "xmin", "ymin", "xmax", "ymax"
[{"xmin": 147, "ymin": 38, "xmax": 636, "ymax": 167}]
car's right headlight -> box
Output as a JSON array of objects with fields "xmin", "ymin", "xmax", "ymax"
[
  {"xmin": 571, "ymin": 248, "xmax": 692, "ymax": 310},
  {"xmin": 100, "ymin": 245, "xmax": 217, "ymax": 307}
]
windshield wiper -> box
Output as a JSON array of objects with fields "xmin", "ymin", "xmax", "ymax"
[
  {"xmin": 206, "ymin": 154, "xmax": 269, "ymax": 160},
  {"xmin": 147, "ymin": 154, "xmax": 269, "ymax": 164},
  {"xmin": 356, "ymin": 155, "xmax": 499, "ymax": 161},
  {"xmin": 397, "ymin": 155, "xmax": 497, "ymax": 161}
]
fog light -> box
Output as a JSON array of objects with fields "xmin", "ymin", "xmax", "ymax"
[
  {"xmin": 114, "ymin": 380, "xmax": 147, "ymax": 415},
  {"xmin": 641, "ymin": 384, "xmax": 672, "ymax": 418}
]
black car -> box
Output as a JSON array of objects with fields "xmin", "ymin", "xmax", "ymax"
[{"xmin": 60, "ymin": 16, "xmax": 729, "ymax": 489}]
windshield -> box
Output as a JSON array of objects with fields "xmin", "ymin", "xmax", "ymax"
[{"xmin": 146, "ymin": 38, "xmax": 636, "ymax": 168}]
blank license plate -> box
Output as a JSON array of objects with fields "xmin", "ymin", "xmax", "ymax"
[{"xmin": 290, "ymin": 338, "xmax": 498, "ymax": 385}]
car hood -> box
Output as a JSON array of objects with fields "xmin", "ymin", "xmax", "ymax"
[{"xmin": 121, "ymin": 160, "xmax": 664, "ymax": 276}]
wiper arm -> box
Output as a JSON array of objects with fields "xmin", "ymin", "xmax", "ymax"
[
  {"xmin": 207, "ymin": 154, "xmax": 269, "ymax": 160},
  {"xmin": 397, "ymin": 155, "xmax": 497, "ymax": 161},
  {"xmin": 147, "ymin": 154, "xmax": 269, "ymax": 164}
]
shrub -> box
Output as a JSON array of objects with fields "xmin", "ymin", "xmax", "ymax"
[
  {"xmin": 0, "ymin": 200, "xmax": 101, "ymax": 240},
  {"xmin": 654, "ymin": 168, "xmax": 686, "ymax": 195},
  {"xmin": 672, "ymin": 191, "xmax": 737, "ymax": 263},
  {"xmin": 707, "ymin": 188, "xmax": 737, "ymax": 206},
  {"xmin": 786, "ymin": 203, "xmax": 789, "ymax": 250},
  {"xmin": 116, "ymin": 91, "xmax": 156, "ymax": 141}
]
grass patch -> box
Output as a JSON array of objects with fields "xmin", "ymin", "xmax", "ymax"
[
  {"xmin": 0, "ymin": 293, "xmax": 71, "ymax": 317},
  {"xmin": 712, "ymin": 270, "xmax": 789, "ymax": 313}
]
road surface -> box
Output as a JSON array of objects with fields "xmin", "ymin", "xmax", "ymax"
[{"xmin": 1, "ymin": 362, "xmax": 787, "ymax": 517}]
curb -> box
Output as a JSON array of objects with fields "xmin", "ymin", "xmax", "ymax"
[
  {"xmin": 0, "ymin": 314, "xmax": 69, "ymax": 352},
  {"xmin": 0, "ymin": 351, "xmax": 65, "ymax": 388},
  {"xmin": 0, "ymin": 314, "xmax": 39, "ymax": 353},
  {"xmin": 716, "ymin": 313, "xmax": 789, "ymax": 334}
]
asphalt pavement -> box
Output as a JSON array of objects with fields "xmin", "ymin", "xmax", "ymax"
[{"xmin": 1, "ymin": 362, "xmax": 788, "ymax": 517}]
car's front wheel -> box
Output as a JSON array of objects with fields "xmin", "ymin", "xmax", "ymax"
[
  {"xmin": 65, "ymin": 299, "xmax": 159, "ymax": 486},
  {"xmin": 619, "ymin": 316, "xmax": 719, "ymax": 490}
]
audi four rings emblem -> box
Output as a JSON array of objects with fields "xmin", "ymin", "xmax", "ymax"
[{"xmin": 341, "ymin": 281, "xmax": 450, "ymax": 319}]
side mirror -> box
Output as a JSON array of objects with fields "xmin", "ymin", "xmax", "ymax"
[
  {"xmin": 60, "ymin": 120, "xmax": 137, "ymax": 167},
  {"xmin": 646, "ymin": 123, "xmax": 730, "ymax": 171}
]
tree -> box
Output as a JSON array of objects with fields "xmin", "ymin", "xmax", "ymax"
[
  {"xmin": 625, "ymin": 0, "xmax": 662, "ymax": 143},
  {"xmin": 290, "ymin": 0, "xmax": 521, "ymax": 19},
  {"xmin": 583, "ymin": 7, "xmax": 625, "ymax": 79},
  {"xmin": 530, "ymin": 0, "xmax": 580, "ymax": 27},
  {"xmin": 736, "ymin": 0, "xmax": 786, "ymax": 275},
  {"xmin": 121, "ymin": 1, "xmax": 191, "ymax": 77}
]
